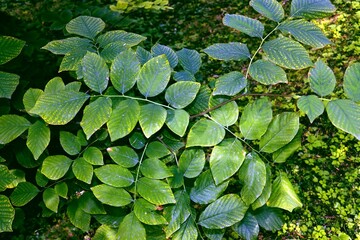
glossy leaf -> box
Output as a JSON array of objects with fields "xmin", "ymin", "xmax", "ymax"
[
  {"xmin": 273, "ymin": 129, "xmax": 302, "ymax": 163},
  {"xmin": 259, "ymin": 112, "xmax": 299, "ymax": 153},
  {"xmin": 91, "ymin": 184, "xmax": 132, "ymax": 207},
  {"xmin": 240, "ymin": 98, "xmax": 272, "ymax": 140},
  {"xmin": 26, "ymin": 120, "xmax": 50, "ymax": 160},
  {"xmin": 297, "ymin": 95, "xmax": 324, "ymax": 123},
  {"xmin": 42, "ymin": 37, "xmax": 92, "ymax": 55},
  {"xmin": 83, "ymin": 147, "xmax": 103, "ymax": 165},
  {"xmin": 43, "ymin": 188, "xmax": 59, "ymax": 213},
  {"xmin": 343, "ymin": 62, "xmax": 360, "ymax": 102},
  {"xmin": 129, "ymin": 132, "xmax": 147, "ymax": 150},
  {"xmin": 95, "ymin": 164, "xmax": 134, "ymax": 187},
  {"xmin": 177, "ymin": 48, "xmax": 201, "ymax": 74},
  {"xmin": 97, "ymin": 30, "xmax": 146, "ymax": 48},
  {"xmin": 0, "ymin": 36, "xmax": 25, "ymax": 64},
  {"xmin": 263, "ymin": 37, "xmax": 312, "ymax": 70},
  {"xmin": 165, "ymin": 109, "xmax": 189, "ymax": 137},
  {"xmin": 268, "ymin": 172, "xmax": 303, "ymax": 212},
  {"xmin": 93, "ymin": 225, "xmax": 117, "ymax": 240},
  {"xmin": 209, "ymin": 96, "xmax": 239, "ymax": 127},
  {"xmin": 309, "ymin": 59, "xmax": 336, "ymax": 97},
  {"xmin": 223, "ymin": 14, "xmax": 264, "ymax": 38},
  {"xmin": 291, "ymin": 0, "xmax": 336, "ymax": 19},
  {"xmin": 134, "ymin": 198, "xmax": 168, "ymax": 225},
  {"xmin": 198, "ymin": 194, "xmax": 248, "ymax": 229},
  {"xmin": 137, "ymin": 55, "xmax": 171, "ymax": 98},
  {"xmin": 67, "ymin": 200, "xmax": 91, "ymax": 231},
  {"xmin": 79, "ymin": 192, "xmax": 106, "ymax": 214},
  {"xmin": 0, "ymin": 115, "xmax": 31, "ymax": 145},
  {"xmin": 179, "ymin": 148, "xmax": 205, "ymax": 178},
  {"xmin": 186, "ymin": 119, "xmax": 225, "ymax": 147},
  {"xmin": 117, "ymin": 212, "xmax": 146, "ymax": 240},
  {"xmin": 81, "ymin": 51, "xmax": 109, "ymax": 93},
  {"xmin": 0, "ymin": 71, "xmax": 19, "ymax": 99},
  {"xmin": 23, "ymin": 88, "xmax": 43, "ymax": 113},
  {"xmin": 0, "ymin": 195, "xmax": 15, "ymax": 232},
  {"xmin": 250, "ymin": 0, "xmax": 284, "ymax": 22},
  {"xmin": 140, "ymin": 158, "xmax": 173, "ymax": 179},
  {"xmin": 139, "ymin": 104, "xmax": 167, "ymax": 138},
  {"xmin": 249, "ymin": 60, "xmax": 287, "ymax": 85},
  {"xmin": 72, "ymin": 158, "xmax": 93, "ymax": 184},
  {"xmin": 10, "ymin": 182, "xmax": 39, "ymax": 207},
  {"xmin": 107, "ymin": 146, "xmax": 139, "ymax": 168},
  {"xmin": 145, "ymin": 141, "xmax": 171, "ymax": 158},
  {"xmin": 66, "ymin": 16, "xmax": 105, "ymax": 39},
  {"xmin": 60, "ymin": 131, "xmax": 81, "ymax": 155},
  {"xmin": 165, "ymin": 81, "xmax": 201, "ymax": 109},
  {"xmin": 41, "ymin": 155, "xmax": 73, "ymax": 180},
  {"xmin": 152, "ymin": 43, "xmax": 178, "ymax": 68},
  {"xmin": 213, "ymin": 71, "xmax": 247, "ymax": 96},
  {"xmin": 252, "ymin": 165, "xmax": 272, "ymax": 210},
  {"xmin": 204, "ymin": 42, "xmax": 250, "ymax": 61},
  {"xmin": 253, "ymin": 206, "xmax": 283, "ymax": 231},
  {"xmin": 137, "ymin": 177, "xmax": 175, "ymax": 205},
  {"xmin": 233, "ymin": 212, "xmax": 259, "ymax": 240}
]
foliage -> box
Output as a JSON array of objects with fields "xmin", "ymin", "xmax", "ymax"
[{"xmin": 110, "ymin": 0, "xmax": 171, "ymax": 13}]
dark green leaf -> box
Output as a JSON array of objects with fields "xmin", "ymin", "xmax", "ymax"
[
  {"xmin": 249, "ymin": 60, "xmax": 287, "ymax": 85},
  {"xmin": 179, "ymin": 148, "xmax": 205, "ymax": 178},
  {"xmin": 165, "ymin": 81, "xmax": 201, "ymax": 109},
  {"xmin": 140, "ymin": 158, "xmax": 173, "ymax": 179},
  {"xmin": 165, "ymin": 109, "xmax": 189, "ymax": 137},
  {"xmin": 309, "ymin": 59, "xmax": 336, "ymax": 97},
  {"xmin": 66, "ymin": 16, "xmax": 105, "ymax": 39},
  {"xmin": 297, "ymin": 95, "xmax": 324, "ymax": 123},
  {"xmin": 213, "ymin": 71, "xmax": 247, "ymax": 96},
  {"xmin": 97, "ymin": 30, "xmax": 146, "ymax": 48},
  {"xmin": 250, "ymin": 0, "xmax": 284, "ymax": 22},
  {"xmin": 172, "ymin": 216, "xmax": 198, "ymax": 240},
  {"xmin": 187, "ymin": 85, "xmax": 211, "ymax": 115},
  {"xmin": 223, "ymin": 14, "xmax": 264, "ymax": 38},
  {"xmin": 272, "ymin": 128, "xmax": 302, "ymax": 163},
  {"xmin": 10, "ymin": 182, "xmax": 39, "ymax": 207},
  {"xmin": 60, "ymin": 131, "xmax": 81, "ymax": 155},
  {"xmin": 136, "ymin": 46, "xmax": 153, "ymax": 65},
  {"xmin": 254, "ymin": 206, "xmax": 283, "ymax": 231},
  {"xmin": 186, "ymin": 119, "xmax": 225, "ymax": 147},
  {"xmin": 67, "ymin": 200, "xmax": 91, "ymax": 231},
  {"xmin": 137, "ymin": 178, "xmax": 175, "ymax": 205},
  {"xmin": 72, "ymin": 158, "xmax": 93, "ymax": 184},
  {"xmin": 344, "ymin": 62, "xmax": 360, "ymax": 102},
  {"xmin": 0, "ymin": 115, "xmax": 31, "ymax": 144},
  {"xmin": 94, "ymin": 164, "xmax": 134, "ymax": 187},
  {"xmin": 152, "ymin": 43, "xmax": 178, "ymax": 68},
  {"xmin": 0, "ymin": 36, "xmax": 25, "ymax": 65},
  {"xmin": 233, "ymin": 212, "xmax": 259, "ymax": 240},
  {"xmin": 41, "ymin": 155, "xmax": 73, "ymax": 180},
  {"xmin": 59, "ymin": 49, "xmax": 87, "ymax": 72},
  {"xmin": 134, "ymin": 199, "xmax": 168, "ymax": 225},
  {"xmin": 83, "ymin": 147, "xmax": 103, "ymax": 165},
  {"xmin": 100, "ymin": 41, "xmax": 128, "ymax": 62},
  {"xmin": 139, "ymin": 104, "xmax": 167, "ymax": 138},
  {"xmin": 107, "ymin": 146, "xmax": 139, "ymax": 168},
  {"xmin": 129, "ymin": 132, "xmax": 147, "ymax": 150},
  {"xmin": 42, "ymin": 37, "xmax": 92, "ymax": 55},
  {"xmin": 291, "ymin": 0, "xmax": 336, "ymax": 19},
  {"xmin": 0, "ymin": 165, "xmax": 15, "ymax": 191},
  {"xmin": 43, "ymin": 188, "xmax": 59, "ymax": 213},
  {"xmin": 177, "ymin": 48, "xmax": 201, "ymax": 74},
  {"xmin": 0, "ymin": 71, "xmax": 19, "ymax": 99},
  {"xmin": 203, "ymin": 228, "xmax": 225, "ymax": 240},
  {"xmin": 204, "ymin": 42, "xmax": 250, "ymax": 61},
  {"xmin": 54, "ymin": 182, "xmax": 68, "ymax": 199},
  {"xmin": 79, "ymin": 192, "xmax": 106, "ymax": 214},
  {"xmin": 145, "ymin": 141, "xmax": 171, "ymax": 158},
  {"xmin": 117, "ymin": 212, "xmax": 146, "ymax": 240},
  {"xmin": 82, "ymin": 51, "xmax": 109, "ymax": 94},
  {"xmin": 91, "ymin": 184, "xmax": 132, "ymax": 207}
]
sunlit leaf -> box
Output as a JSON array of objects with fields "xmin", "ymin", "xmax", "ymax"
[
  {"xmin": 60, "ymin": 131, "xmax": 81, "ymax": 155},
  {"xmin": 140, "ymin": 158, "xmax": 173, "ymax": 179},
  {"xmin": 72, "ymin": 158, "xmax": 93, "ymax": 184},
  {"xmin": 179, "ymin": 148, "xmax": 205, "ymax": 178},
  {"xmin": 139, "ymin": 104, "xmax": 167, "ymax": 138},
  {"xmin": 165, "ymin": 109, "xmax": 189, "ymax": 137},
  {"xmin": 152, "ymin": 43, "xmax": 178, "ymax": 68},
  {"xmin": 145, "ymin": 141, "xmax": 171, "ymax": 158},
  {"xmin": 95, "ymin": 164, "xmax": 134, "ymax": 187},
  {"xmin": 117, "ymin": 212, "xmax": 146, "ymax": 240},
  {"xmin": 0, "ymin": 195, "xmax": 15, "ymax": 232},
  {"xmin": 172, "ymin": 216, "xmax": 198, "ymax": 240},
  {"xmin": 251, "ymin": 165, "xmax": 272, "ymax": 210},
  {"xmin": 343, "ymin": 62, "xmax": 360, "ymax": 102},
  {"xmin": 107, "ymin": 146, "xmax": 139, "ymax": 168},
  {"xmin": 186, "ymin": 119, "xmax": 225, "ymax": 147},
  {"xmin": 83, "ymin": 147, "xmax": 103, "ymax": 165},
  {"xmin": 93, "ymin": 225, "xmax": 117, "ymax": 240},
  {"xmin": 43, "ymin": 188, "xmax": 59, "ymax": 213},
  {"xmin": 134, "ymin": 198, "xmax": 167, "ymax": 225},
  {"xmin": 97, "ymin": 30, "xmax": 146, "ymax": 48},
  {"xmin": 309, "ymin": 59, "xmax": 336, "ymax": 97},
  {"xmin": 91, "ymin": 184, "xmax": 132, "ymax": 207},
  {"xmin": 297, "ymin": 95, "xmax": 324, "ymax": 123},
  {"xmin": 23, "ymin": 88, "xmax": 43, "ymax": 114},
  {"xmin": 0, "ymin": 36, "xmax": 25, "ymax": 65},
  {"xmin": 272, "ymin": 128, "xmax": 302, "ymax": 163},
  {"xmin": 42, "ymin": 37, "xmax": 92, "ymax": 55},
  {"xmin": 209, "ymin": 96, "xmax": 239, "ymax": 127},
  {"xmin": 165, "ymin": 81, "xmax": 201, "ymax": 109},
  {"xmin": 137, "ymin": 178, "xmax": 175, "ymax": 205}
]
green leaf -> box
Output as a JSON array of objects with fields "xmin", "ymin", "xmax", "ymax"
[
  {"xmin": 117, "ymin": 212, "xmax": 146, "ymax": 240},
  {"xmin": 41, "ymin": 155, "xmax": 72, "ymax": 180},
  {"xmin": 213, "ymin": 71, "xmax": 247, "ymax": 96},
  {"xmin": 60, "ymin": 131, "xmax": 81, "ymax": 155},
  {"xmin": 6, "ymin": 169, "xmax": 26, "ymax": 189},
  {"xmin": 0, "ymin": 195, "xmax": 15, "ymax": 232},
  {"xmin": 100, "ymin": 41, "xmax": 128, "ymax": 62},
  {"xmin": 309, "ymin": 59, "xmax": 336, "ymax": 97},
  {"xmin": 259, "ymin": 112, "xmax": 299, "ymax": 153},
  {"xmin": 145, "ymin": 141, "xmax": 171, "ymax": 158},
  {"xmin": 172, "ymin": 216, "xmax": 198, "ymax": 240},
  {"xmin": 279, "ymin": 19, "xmax": 331, "ymax": 48},
  {"xmin": 110, "ymin": 49, "xmax": 140, "ymax": 94},
  {"xmin": 273, "ymin": 128, "xmax": 302, "ymax": 163},
  {"xmin": 291, "ymin": 0, "xmax": 336, "ymax": 19},
  {"xmin": 187, "ymin": 85, "xmax": 211, "ymax": 115},
  {"xmin": 9, "ymin": 182, "xmax": 39, "ymax": 207},
  {"xmin": 223, "ymin": 14, "xmax": 264, "ymax": 38},
  {"xmin": 54, "ymin": 182, "xmax": 68, "ymax": 199},
  {"xmin": 239, "ymin": 98, "xmax": 273, "ymax": 140},
  {"xmin": 129, "ymin": 132, "xmax": 147, "ymax": 150},
  {"xmin": 165, "ymin": 109, "xmax": 189, "ymax": 137},
  {"xmin": 59, "ymin": 49, "xmax": 87, "ymax": 72},
  {"xmin": 65, "ymin": 82, "xmax": 82, "ymax": 92},
  {"xmin": 81, "ymin": 97, "xmax": 112, "ymax": 139},
  {"xmin": 173, "ymin": 70, "xmax": 196, "ymax": 82},
  {"xmin": 238, "ymin": 152, "xmax": 266, "ymax": 205},
  {"xmin": 94, "ymin": 164, "xmax": 134, "ymax": 187},
  {"xmin": 249, "ymin": 60, "xmax": 287, "ymax": 85},
  {"xmin": 108, "ymin": 99, "xmax": 140, "ymax": 141},
  {"xmin": 203, "ymin": 228, "xmax": 225, "ymax": 240},
  {"xmin": 139, "ymin": 104, "xmax": 167, "ymax": 138},
  {"xmin": 91, "ymin": 184, "xmax": 132, "ymax": 207},
  {"xmin": 186, "ymin": 119, "xmax": 225, "ymax": 147},
  {"xmin": 190, "ymin": 170, "xmax": 229, "ymax": 204},
  {"xmin": 198, "ymin": 194, "xmax": 248, "ymax": 229},
  {"xmin": 0, "ymin": 166, "xmax": 16, "ymax": 191},
  {"xmin": 67, "ymin": 200, "xmax": 91, "ymax": 231},
  {"xmin": 26, "ymin": 120, "xmax": 50, "ymax": 160},
  {"xmin": 233, "ymin": 212, "xmax": 259, "ymax": 240},
  {"xmin": 35, "ymin": 170, "xmax": 49, "ymax": 188},
  {"xmin": 137, "ymin": 178, "xmax": 175, "ymax": 205},
  {"xmin": 250, "ymin": 0, "xmax": 284, "ymax": 22},
  {"xmin": 23, "ymin": 88, "xmax": 43, "ymax": 113},
  {"xmin": 79, "ymin": 192, "xmax": 106, "ymax": 214},
  {"xmin": 263, "ymin": 37, "xmax": 312, "ymax": 70},
  {"xmin": 0, "ymin": 115, "xmax": 31, "ymax": 144},
  {"xmin": 297, "ymin": 95, "xmax": 324, "ymax": 123},
  {"xmin": 268, "ymin": 172, "xmax": 303, "ymax": 212},
  {"xmin": 209, "ymin": 96, "xmax": 239, "ymax": 127},
  {"xmin": 137, "ymin": 55, "xmax": 171, "ymax": 98},
  {"xmin": 0, "ymin": 36, "xmax": 25, "ymax": 65},
  {"xmin": 253, "ymin": 206, "xmax": 284, "ymax": 231},
  {"xmin": 179, "ymin": 148, "xmax": 205, "ymax": 178},
  {"xmin": 30, "ymin": 90, "xmax": 89, "ymax": 125},
  {"xmin": 152, "ymin": 43, "xmax": 178, "ymax": 68},
  {"xmin": 134, "ymin": 199, "xmax": 168, "ymax": 225},
  {"xmin": 83, "ymin": 147, "xmax": 103, "ymax": 165},
  {"xmin": 251, "ymin": 165, "xmax": 272, "ymax": 210},
  {"xmin": 93, "ymin": 225, "xmax": 117, "ymax": 240},
  {"xmin": 177, "ymin": 48, "xmax": 201, "ymax": 74},
  {"xmin": 140, "ymin": 158, "xmax": 173, "ymax": 179},
  {"xmin": 0, "ymin": 71, "xmax": 19, "ymax": 99},
  {"xmin": 136, "ymin": 46, "xmax": 153, "ymax": 65},
  {"xmin": 107, "ymin": 146, "xmax": 139, "ymax": 168},
  {"xmin": 97, "ymin": 30, "xmax": 146, "ymax": 48},
  {"xmin": 344, "ymin": 62, "xmax": 360, "ymax": 102},
  {"xmin": 82, "ymin": 51, "xmax": 109, "ymax": 94},
  {"xmin": 204, "ymin": 42, "xmax": 250, "ymax": 61},
  {"xmin": 210, "ymin": 138, "xmax": 246, "ymax": 185},
  {"xmin": 72, "ymin": 158, "xmax": 93, "ymax": 184},
  {"xmin": 326, "ymin": 99, "xmax": 360, "ymax": 140},
  {"xmin": 43, "ymin": 188, "xmax": 59, "ymax": 213},
  {"xmin": 44, "ymin": 77, "xmax": 65, "ymax": 93},
  {"xmin": 165, "ymin": 81, "xmax": 201, "ymax": 109},
  {"xmin": 42, "ymin": 37, "xmax": 92, "ymax": 55},
  {"xmin": 66, "ymin": 16, "xmax": 105, "ymax": 39}
]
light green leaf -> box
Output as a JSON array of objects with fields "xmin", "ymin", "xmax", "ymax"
[
  {"xmin": 210, "ymin": 139, "xmax": 246, "ymax": 185},
  {"xmin": 291, "ymin": 0, "xmax": 336, "ymax": 19},
  {"xmin": 54, "ymin": 182, "xmax": 68, "ymax": 199},
  {"xmin": 273, "ymin": 129, "xmax": 302, "ymax": 163},
  {"xmin": 79, "ymin": 191, "xmax": 106, "ymax": 214},
  {"xmin": 110, "ymin": 49, "xmax": 140, "ymax": 94},
  {"xmin": 213, "ymin": 71, "xmax": 247, "ymax": 96},
  {"xmin": 65, "ymin": 82, "xmax": 82, "ymax": 92},
  {"xmin": 263, "ymin": 37, "xmax": 312, "ymax": 70},
  {"xmin": 344, "ymin": 62, "xmax": 360, "ymax": 102},
  {"xmin": 177, "ymin": 48, "xmax": 201, "ymax": 74},
  {"xmin": 137, "ymin": 177, "xmax": 175, "ymax": 205},
  {"xmin": 72, "ymin": 158, "xmax": 93, "ymax": 184},
  {"xmin": 67, "ymin": 200, "xmax": 91, "ymax": 231},
  {"xmin": 136, "ymin": 46, "xmax": 153, "ymax": 65},
  {"xmin": 82, "ymin": 51, "xmax": 109, "ymax": 94},
  {"xmin": 42, "ymin": 37, "xmax": 92, "ymax": 55},
  {"xmin": 0, "ymin": 115, "xmax": 31, "ymax": 145},
  {"xmin": 190, "ymin": 170, "xmax": 229, "ymax": 204},
  {"xmin": 172, "ymin": 216, "xmax": 198, "ymax": 240},
  {"xmin": 259, "ymin": 112, "xmax": 299, "ymax": 153},
  {"xmin": 233, "ymin": 212, "xmax": 259, "ymax": 240},
  {"xmin": 249, "ymin": 60, "xmax": 287, "ymax": 85},
  {"xmin": 26, "ymin": 120, "xmax": 50, "ymax": 160},
  {"xmin": 30, "ymin": 90, "xmax": 89, "ymax": 125},
  {"xmin": 83, "ymin": 147, "xmax": 103, "ymax": 165},
  {"xmin": 173, "ymin": 70, "xmax": 196, "ymax": 82},
  {"xmin": 93, "ymin": 225, "xmax": 117, "ymax": 240},
  {"xmin": 0, "ymin": 36, "xmax": 25, "ymax": 65},
  {"xmin": 223, "ymin": 14, "xmax": 264, "ymax": 38},
  {"xmin": 0, "ymin": 71, "xmax": 19, "ymax": 99},
  {"xmin": 238, "ymin": 152, "xmax": 266, "ymax": 205},
  {"xmin": 268, "ymin": 172, "xmax": 303, "ymax": 212},
  {"xmin": 6, "ymin": 169, "xmax": 25, "ymax": 189},
  {"xmin": 81, "ymin": 97, "xmax": 112, "ymax": 139},
  {"xmin": 165, "ymin": 109, "xmax": 189, "ymax": 137},
  {"xmin": 43, "ymin": 188, "xmax": 59, "ymax": 213},
  {"xmin": 179, "ymin": 148, "xmax": 205, "ymax": 178},
  {"xmin": 145, "ymin": 141, "xmax": 171, "ymax": 158},
  {"xmin": 44, "ymin": 77, "xmax": 65, "ymax": 93},
  {"xmin": 204, "ymin": 42, "xmax": 250, "ymax": 61},
  {"xmin": 198, "ymin": 194, "xmax": 248, "ymax": 229},
  {"xmin": 279, "ymin": 19, "xmax": 331, "ymax": 48},
  {"xmin": 0, "ymin": 195, "xmax": 15, "ymax": 232},
  {"xmin": 186, "ymin": 119, "xmax": 225, "ymax": 147},
  {"xmin": 41, "ymin": 155, "xmax": 73, "ymax": 180},
  {"xmin": 0, "ymin": 166, "xmax": 16, "ymax": 191},
  {"xmin": 9, "ymin": 182, "xmax": 39, "ymax": 207},
  {"xmin": 252, "ymin": 165, "xmax": 272, "ymax": 210},
  {"xmin": 137, "ymin": 55, "xmax": 171, "ymax": 98},
  {"xmin": 94, "ymin": 164, "xmax": 134, "ymax": 187},
  {"xmin": 91, "ymin": 184, "xmax": 132, "ymax": 207},
  {"xmin": 134, "ymin": 198, "xmax": 168, "ymax": 225},
  {"xmin": 165, "ymin": 81, "xmax": 201, "ymax": 109},
  {"xmin": 97, "ymin": 30, "xmax": 146, "ymax": 48},
  {"xmin": 253, "ymin": 206, "xmax": 284, "ymax": 231},
  {"xmin": 107, "ymin": 146, "xmax": 139, "ymax": 168},
  {"xmin": 59, "ymin": 49, "xmax": 87, "ymax": 72},
  {"xmin": 23, "ymin": 88, "xmax": 43, "ymax": 113},
  {"xmin": 250, "ymin": 0, "xmax": 284, "ymax": 22},
  {"xmin": 60, "ymin": 131, "xmax": 81, "ymax": 155},
  {"xmin": 297, "ymin": 95, "xmax": 324, "ymax": 123},
  {"xmin": 107, "ymin": 99, "xmax": 140, "ymax": 141},
  {"xmin": 309, "ymin": 59, "xmax": 336, "ymax": 97},
  {"xmin": 152, "ymin": 43, "xmax": 178, "ymax": 68},
  {"xmin": 140, "ymin": 158, "xmax": 173, "ymax": 179},
  {"xmin": 139, "ymin": 104, "xmax": 167, "ymax": 138},
  {"xmin": 117, "ymin": 212, "xmax": 146, "ymax": 240},
  {"xmin": 240, "ymin": 97, "xmax": 273, "ymax": 140},
  {"xmin": 66, "ymin": 16, "xmax": 105, "ymax": 39},
  {"xmin": 209, "ymin": 96, "xmax": 239, "ymax": 127},
  {"xmin": 326, "ymin": 99, "xmax": 360, "ymax": 140}
]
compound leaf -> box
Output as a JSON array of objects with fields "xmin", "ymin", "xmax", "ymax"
[
  {"xmin": 223, "ymin": 14, "xmax": 264, "ymax": 38},
  {"xmin": 91, "ymin": 184, "xmax": 132, "ymax": 207},
  {"xmin": 204, "ymin": 42, "xmax": 250, "ymax": 61},
  {"xmin": 250, "ymin": 0, "xmax": 284, "ymax": 22},
  {"xmin": 66, "ymin": 16, "xmax": 105, "ymax": 39},
  {"xmin": 9, "ymin": 182, "xmax": 39, "ymax": 207},
  {"xmin": 309, "ymin": 59, "xmax": 336, "ymax": 97},
  {"xmin": 297, "ymin": 95, "xmax": 324, "ymax": 123},
  {"xmin": 137, "ymin": 178, "xmax": 175, "ymax": 205},
  {"xmin": 249, "ymin": 60, "xmax": 287, "ymax": 85},
  {"xmin": 26, "ymin": 120, "xmax": 50, "ymax": 160},
  {"xmin": 213, "ymin": 71, "xmax": 247, "ymax": 96},
  {"xmin": 41, "ymin": 155, "xmax": 73, "ymax": 180},
  {"xmin": 344, "ymin": 62, "xmax": 360, "ymax": 102},
  {"xmin": 0, "ymin": 115, "xmax": 31, "ymax": 145},
  {"xmin": 291, "ymin": 0, "xmax": 336, "ymax": 19},
  {"xmin": 139, "ymin": 104, "xmax": 167, "ymax": 138},
  {"xmin": 177, "ymin": 48, "xmax": 201, "ymax": 74}
]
